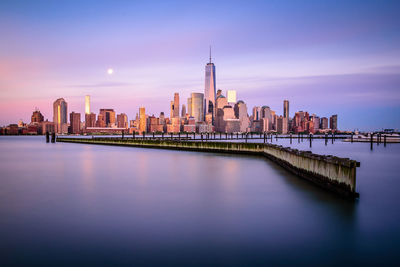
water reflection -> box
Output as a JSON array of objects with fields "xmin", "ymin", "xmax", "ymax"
[{"xmin": 0, "ymin": 136, "xmax": 399, "ymax": 266}]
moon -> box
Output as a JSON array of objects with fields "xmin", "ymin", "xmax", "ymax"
[{"xmin": 107, "ymin": 68, "xmax": 114, "ymax": 75}]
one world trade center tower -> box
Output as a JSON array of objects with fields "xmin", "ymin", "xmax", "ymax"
[{"xmin": 204, "ymin": 47, "xmax": 216, "ymax": 123}]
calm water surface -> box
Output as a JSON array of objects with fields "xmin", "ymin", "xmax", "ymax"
[{"xmin": 0, "ymin": 136, "xmax": 399, "ymax": 266}]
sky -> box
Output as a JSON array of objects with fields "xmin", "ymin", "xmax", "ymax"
[{"xmin": 0, "ymin": 0, "xmax": 399, "ymax": 131}]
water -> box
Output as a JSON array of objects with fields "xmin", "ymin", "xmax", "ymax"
[{"xmin": 0, "ymin": 136, "xmax": 399, "ymax": 266}]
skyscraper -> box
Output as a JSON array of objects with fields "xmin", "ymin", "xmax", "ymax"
[
  {"xmin": 85, "ymin": 95, "xmax": 90, "ymax": 115},
  {"xmin": 252, "ymin": 106, "xmax": 261, "ymax": 120},
  {"xmin": 69, "ymin": 112, "xmax": 81, "ymax": 134},
  {"xmin": 99, "ymin": 109, "xmax": 116, "ymax": 127},
  {"xmin": 117, "ymin": 113, "xmax": 128, "ymax": 128},
  {"xmin": 227, "ymin": 90, "xmax": 237, "ymax": 105},
  {"xmin": 139, "ymin": 107, "xmax": 146, "ymax": 133},
  {"xmin": 187, "ymin": 97, "xmax": 192, "ymax": 116},
  {"xmin": 174, "ymin": 92, "xmax": 179, "ymax": 118},
  {"xmin": 170, "ymin": 93, "xmax": 179, "ymax": 118},
  {"xmin": 53, "ymin": 98, "xmax": 68, "ymax": 134},
  {"xmin": 283, "ymin": 100, "xmax": 289, "ymax": 118},
  {"xmin": 181, "ymin": 104, "xmax": 186, "ymax": 118},
  {"xmin": 190, "ymin": 93, "xmax": 204, "ymax": 122},
  {"xmin": 330, "ymin": 115, "xmax": 338, "ymax": 130},
  {"xmin": 31, "ymin": 109, "xmax": 44, "ymax": 123},
  {"xmin": 234, "ymin": 100, "xmax": 250, "ymax": 132},
  {"xmin": 85, "ymin": 113, "xmax": 96, "ymax": 128},
  {"xmin": 204, "ymin": 47, "xmax": 216, "ymax": 121},
  {"xmin": 320, "ymin": 117, "xmax": 329, "ymax": 129}
]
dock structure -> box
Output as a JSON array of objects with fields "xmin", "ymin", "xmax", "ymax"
[{"xmin": 56, "ymin": 137, "xmax": 360, "ymax": 198}]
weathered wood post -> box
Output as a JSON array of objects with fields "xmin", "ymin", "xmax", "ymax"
[
  {"xmin": 51, "ymin": 132, "xmax": 56, "ymax": 143},
  {"xmin": 162, "ymin": 132, "xmax": 164, "ymax": 140},
  {"xmin": 245, "ymin": 133, "xmax": 248, "ymax": 143},
  {"xmin": 201, "ymin": 133, "xmax": 203, "ymax": 142},
  {"xmin": 170, "ymin": 133, "xmax": 173, "ymax": 140},
  {"xmin": 325, "ymin": 133, "xmax": 328, "ymax": 146},
  {"xmin": 309, "ymin": 134, "xmax": 312, "ymax": 148},
  {"xmin": 370, "ymin": 133, "xmax": 373, "ymax": 150},
  {"xmin": 384, "ymin": 135, "xmax": 387, "ymax": 147},
  {"xmin": 193, "ymin": 132, "xmax": 195, "ymax": 140},
  {"xmin": 264, "ymin": 133, "xmax": 266, "ymax": 143},
  {"xmin": 331, "ymin": 133, "xmax": 334, "ymax": 144},
  {"xmin": 178, "ymin": 132, "xmax": 180, "ymax": 141},
  {"xmin": 290, "ymin": 134, "xmax": 292, "ymax": 144},
  {"xmin": 46, "ymin": 131, "xmax": 50, "ymax": 143},
  {"xmin": 225, "ymin": 132, "xmax": 227, "ymax": 139},
  {"xmin": 142, "ymin": 131, "xmax": 145, "ymax": 140},
  {"xmin": 152, "ymin": 132, "xmax": 155, "ymax": 139},
  {"xmin": 276, "ymin": 133, "xmax": 278, "ymax": 141},
  {"xmin": 298, "ymin": 134, "xmax": 300, "ymax": 143},
  {"xmin": 351, "ymin": 133, "xmax": 353, "ymax": 143}
]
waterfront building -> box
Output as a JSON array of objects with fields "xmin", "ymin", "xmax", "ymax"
[
  {"xmin": 53, "ymin": 98, "xmax": 68, "ymax": 134},
  {"xmin": 310, "ymin": 114, "xmax": 320, "ymax": 132},
  {"xmin": 260, "ymin": 106, "xmax": 273, "ymax": 131},
  {"xmin": 197, "ymin": 122, "xmax": 214, "ymax": 133},
  {"xmin": 320, "ymin": 117, "xmax": 329, "ymax": 129},
  {"xmin": 40, "ymin": 120, "xmax": 54, "ymax": 134},
  {"xmin": 277, "ymin": 116, "xmax": 288, "ymax": 134},
  {"xmin": 117, "ymin": 113, "xmax": 128, "ymax": 128},
  {"xmin": 183, "ymin": 117, "xmax": 196, "ymax": 133},
  {"xmin": 85, "ymin": 95, "xmax": 90, "ymax": 114},
  {"xmin": 167, "ymin": 117, "xmax": 180, "ymax": 133},
  {"xmin": 330, "ymin": 115, "xmax": 338, "ymax": 131},
  {"xmin": 96, "ymin": 113, "xmax": 106, "ymax": 128},
  {"xmin": 234, "ymin": 100, "xmax": 250, "ymax": 132},
  {"xmin": 283, "ymin": 100, "xmax": 289, "ymax": 118},
  {"xmin": 31, "ymin": 109, "xmax": 44, "ymax": 123},
  {"xmin": 99, "ymin": 109, "xmax": 116, "ymax": 127},
  {"xmin": 204, "ymin": 48, "xmax": 216, "ymax": 122},
  {"xmin": 85, "ymin": 113, "xmax": 96, "ymax": 128},
  {"xmin": 139, "ymin": 107, "xmax": 146, "ymax": 133},
  {"xmin": 305, "ymin": 120, "xmax": 315, "ymax": 134},
  {"xmin": 69, "ymin": 112, "xmax": 81, "ymax": 134},
  {"xmin": 190, "ymin": 93, "xmax": 204, "ymax": 122}
]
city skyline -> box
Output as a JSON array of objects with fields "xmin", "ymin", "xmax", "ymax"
[{"xmin": 1, "ymin": 1, "xmax": 400, "ymax": 131}]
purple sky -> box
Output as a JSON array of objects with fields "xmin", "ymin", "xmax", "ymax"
[{"xmin": 1, "ymin": 0, "xmax": 399, "ymax": 131}]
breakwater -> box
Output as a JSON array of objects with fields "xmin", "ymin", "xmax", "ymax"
[{"xmin": 56, "ymin": 137, "xmax": 360, "ymax": 198}]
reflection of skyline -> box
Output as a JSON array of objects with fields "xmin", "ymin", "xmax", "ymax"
[
  {"xmin": 1, "ymin": 1, "xmax": 399, "ymax": 130},
  {"xmin": 81, "ymin": 146, "xmax": 96, "ymax": 194}
]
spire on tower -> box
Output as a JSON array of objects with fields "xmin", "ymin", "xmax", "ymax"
[{"xmin": 209, "ymin": 45, "xmax": 212, "ymax": 63}]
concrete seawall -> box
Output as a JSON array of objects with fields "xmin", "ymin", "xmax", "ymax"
[{"xmin": 56, "ymin": 137, "xmax": 360, "ymax": 198}]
